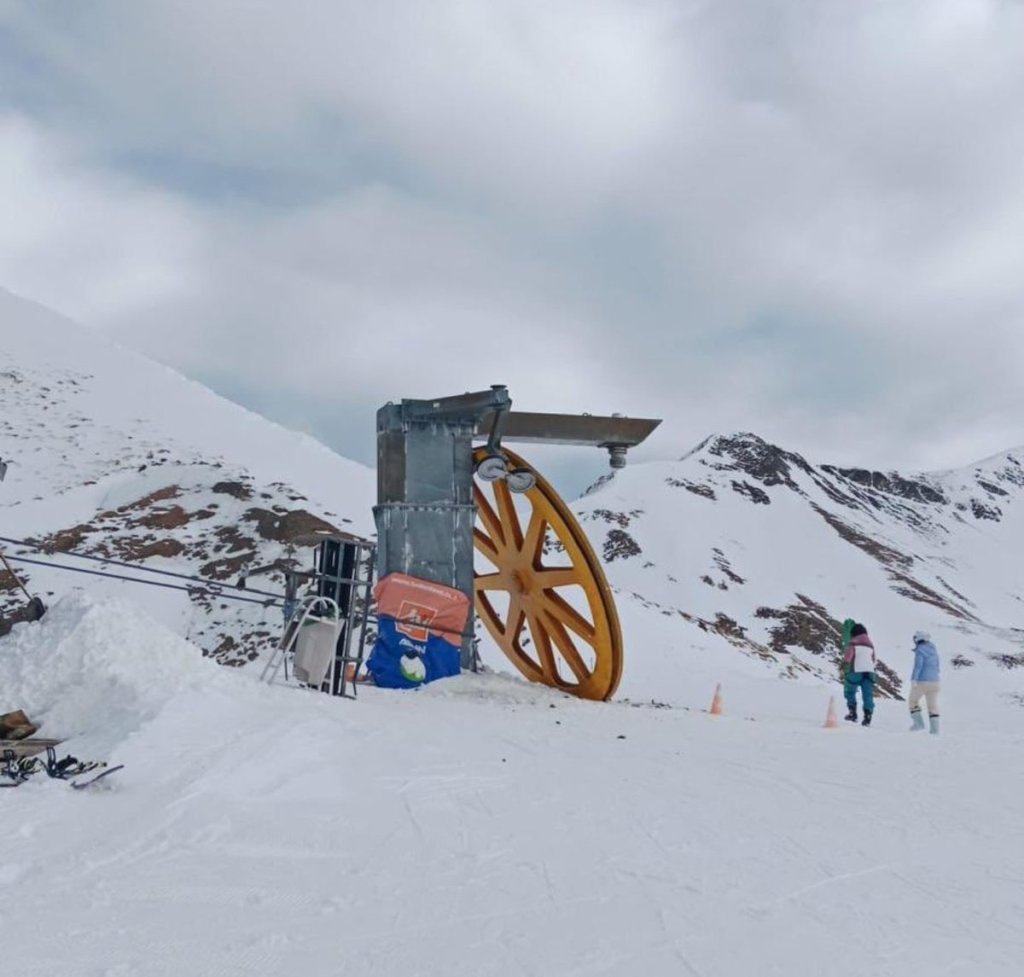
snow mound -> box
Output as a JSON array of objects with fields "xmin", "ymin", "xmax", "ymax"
[
  {"xmin": 419, "ymin": 668, "xmax": 577, "ymax": 707},
  {"xmin": 0, "ymin": 593, "xmax": 224, "ymax": 752}
]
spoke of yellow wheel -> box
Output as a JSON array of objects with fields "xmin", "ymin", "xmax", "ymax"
[
  {"xmin": 541, "ymin": 611, "xmax": 592, "ymax": 683},
  {"xmin": 475, "ymin": 590, "xmax": 540, "ymax": 682},
  {"xmin": 474, "ymin": 572, "xmax": 506, "ymax": 592},
  {"xmin": 533, "ymin": 568, "xmax": 579, "ymax": 590},
  {"xmin": 526, "ymin": 610, "xmax": 558, "ymax": 681},
  {"xmin": 505, "ymin": 593, "xmax": 525, "ymax": 640},
  {"xmin": 473, "ymin": 528, "xmax": 502, "ymax": 567},
  {"xmin": 493, "ymin": 480, "xmax": 524, "ymax": 551},
  {"xmin": 476, "ymin": 598, "xmax": 501, "ymax": 636},
  {"xmin": 540, "ymin": 590, "xmax": 596, "ymax": 643},
  {"xmin": 522, "ymin": 509, "xmax": 546, "ymax": 566},
  {"xmin": 474, "ymin": 488, "xmax": 506, "ymax": 550}
]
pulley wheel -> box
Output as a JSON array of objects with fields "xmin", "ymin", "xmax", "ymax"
[{"xmin": 473, "ymin": 447, "xmax": 623, "ymax": 701}]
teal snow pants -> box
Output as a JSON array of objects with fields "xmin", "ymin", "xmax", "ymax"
[{"xmin": 844, "ymin": 671, "xmax": 875, "ymax": 714}]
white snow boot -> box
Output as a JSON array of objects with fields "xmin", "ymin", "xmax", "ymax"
[
  {"xmin": 929, "ymin": 716, "xmax": 940, "ymax": 735},
  {"xmin": 909, "ymin": 710, "xmax": 926, "ymax": 732}
]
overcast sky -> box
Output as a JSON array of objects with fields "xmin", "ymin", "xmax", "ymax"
[{"xmin": 2, "ymin": 1, "xmax": 1024, "ymax": 494}]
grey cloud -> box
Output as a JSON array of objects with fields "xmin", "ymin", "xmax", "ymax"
[{"xmin": 1, "ymin": 0, "xmax": 1024, "ymax": 477}]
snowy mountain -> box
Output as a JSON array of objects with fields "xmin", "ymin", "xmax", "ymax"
[
  {"xmin": 4, "ymin": 289, "xmax": 1024, "ymax": 976},
  {"xmin": 4, "ymin": 285, "xmax": 1024, "ymax": 701},
  {"xmin": 0, "ymin": 287, "xmax": 376, "ymax": 657},
  {"xmin": 579, "ymin": 431, "xmax": 1024, "ymax": 701}
]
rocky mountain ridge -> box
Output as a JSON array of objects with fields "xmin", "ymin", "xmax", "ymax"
[{"xmin": 577, "ymin": 432, "xmax": 1024, "ymax": 697}]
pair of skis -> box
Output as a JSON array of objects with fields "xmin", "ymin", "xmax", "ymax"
[{"xmin": 1, "ymin": 747, "xmax": 124, "ymax": 789}]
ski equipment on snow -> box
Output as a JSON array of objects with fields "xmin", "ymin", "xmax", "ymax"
[
  {"xmin": 0, "ymin": 746, "xmax": 123, "ymax": 788},
  {"xmin": 71, "ymin": 764, "xmax": 125, "ymax": 789},
  {"xmin": 839, "ymin": 617, "xmax": 855, "ymax": 681},
  {"xmin": 1, "ymin": 748, "xmax": 40, "ymax": 785},
  {"xmin": 43, "ymin": 745, "xmax": 104, "ymax": 780}
]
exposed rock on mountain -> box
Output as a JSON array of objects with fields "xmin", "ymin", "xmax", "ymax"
[
  {"xmin": 0, "ymin": 287, "xmax": 375, "ymax": 664},
  {"xmin": 578, "ymin": 432, "xmax": 1024, "ymax": 695}
]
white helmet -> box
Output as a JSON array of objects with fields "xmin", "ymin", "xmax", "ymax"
[{"xmin": 913, "ymin": 630, "xmax": 931, "ymax": 644}]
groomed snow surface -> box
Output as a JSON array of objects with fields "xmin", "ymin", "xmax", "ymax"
[{"xmin": 3, "ymin": 597, "xmax": 1024, "ymax": 976}]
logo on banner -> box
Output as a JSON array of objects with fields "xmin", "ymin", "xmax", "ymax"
[{"xmin": 396, "ymin": 600, "xmax": 436, "ymax": 642}]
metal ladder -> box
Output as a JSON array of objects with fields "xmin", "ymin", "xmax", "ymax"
[
  {"xmin": 260, "ymin": 594, "xmax": 341, "ymax": 687},
  {"xmin": 258, "ymin": 539, "xmax": 376, "ymax": 698}
]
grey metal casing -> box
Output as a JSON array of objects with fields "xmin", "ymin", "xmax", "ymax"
[{"xmin": 374, "ymin": 389, "xmax": 511, "ymax": 666}]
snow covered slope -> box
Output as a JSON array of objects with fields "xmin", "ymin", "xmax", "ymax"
[
  {"xmin": 580, "ymin": 432, "xmax": 1024, "ymax": 703},
  {"xmin": 1, "ymin": 287, "xmax": 375, "ymax": 658},
  {"xmin": 3, "ymin": 595, "xmax": 1024, "ymax": 977},
  {"xmin": 4, "ymin": 291, "xmax": 1024, "ymax": 976},
  {"xmin": 0, "ymin": 288, "xmax": 374, "ymax": 503}
]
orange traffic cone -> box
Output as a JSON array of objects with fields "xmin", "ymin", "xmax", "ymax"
[
  {"xmin": 823, "ymin": 695, "xmax": 839, "ymax": 729},
  {"xmin": 709, "ymin": 683, "xmax": 723, "ymax": 716}
]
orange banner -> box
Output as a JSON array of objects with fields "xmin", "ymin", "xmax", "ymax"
[{"xmin": 373, "ymin": 573, "xmax": 470, "ymax": 644}]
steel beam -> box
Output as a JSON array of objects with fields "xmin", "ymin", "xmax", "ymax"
[{"xmin": 474, "ymin": 411, "xmax": 660, "ymax": 448}]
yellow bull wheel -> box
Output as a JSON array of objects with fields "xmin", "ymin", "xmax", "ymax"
[{"xmin": 472, "ymin": 447, "xmax": 623, "ymax": 701}]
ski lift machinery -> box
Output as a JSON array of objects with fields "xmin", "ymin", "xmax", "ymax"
[{"xmin": 375, "ymin": 385, "xmax": 660, "ymax": 701}]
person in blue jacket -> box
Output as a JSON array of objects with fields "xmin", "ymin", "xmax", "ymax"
[{"xmin": 908, "ymin": 631, "xmax": 940, "ymax": 734}]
